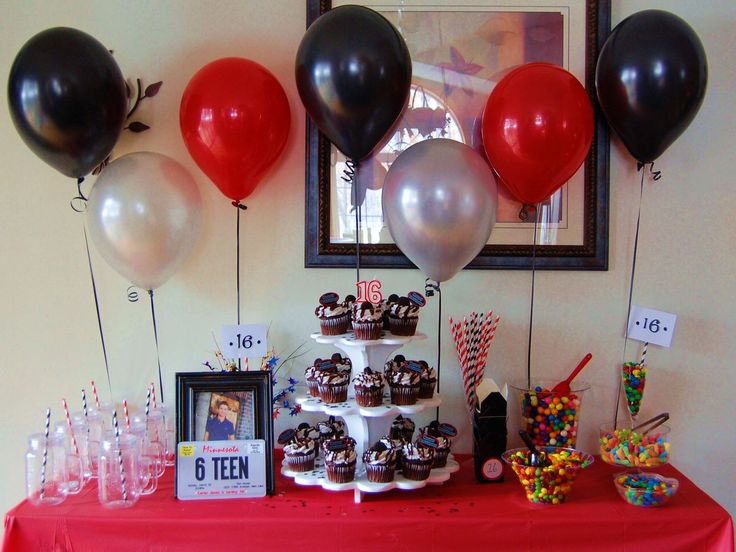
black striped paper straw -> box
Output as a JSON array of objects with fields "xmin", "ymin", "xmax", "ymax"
[
  {"xmin": 40, "ymin": 408, "xmax": 50, "ymax": 499},
  {"xmin": 145, "ymin": 387, "xmax": 151, "ymax": 417},
  {"xmin": 112, "ymin": 411, "xmax": 127, "ymax": 502}
]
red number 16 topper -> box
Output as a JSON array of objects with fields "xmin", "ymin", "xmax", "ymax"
[{"xmin": 356, "ymin": 279, "xmax": 383, "ymax": 303}]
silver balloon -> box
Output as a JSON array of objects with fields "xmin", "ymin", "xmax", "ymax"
[
  {"xmin": 87, "ymin": 152, "xmax": 202, "ymax": 290},
  {"xmin": 382, "ymin": 139, "xmax": 497, "ymax": 282}
]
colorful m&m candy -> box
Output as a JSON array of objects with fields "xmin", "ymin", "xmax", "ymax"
[
  {"xmin": 518, "ymin": 386, "xmax": 585, "ymax": 448},
  {"xmin": 614, "ymin": 472, "xmax": 678, "ymax": 507},
  {"xmin": 622, "ymin": 362, "xmax": 647, "ymax": 417}
]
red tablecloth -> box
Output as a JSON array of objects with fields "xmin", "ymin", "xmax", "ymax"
[{"xmin": 4, "ymin": 455, "xmax": 733, "ymax": 552}]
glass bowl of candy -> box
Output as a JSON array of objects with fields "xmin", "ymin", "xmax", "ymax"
[
  {"xmin": 614, "ymin": 472, "xmax": 679, "ymax": 507},
  {"xmin": 502, "ymin": 447, "xmax": 594, "ymax": 505},
  {"xmin": 510, "ymin": 381, "xmax": 589, "ymax": 448},
  {"xmin": 599, "ymin": 424, "xmax": 671, "ymax": 468}
]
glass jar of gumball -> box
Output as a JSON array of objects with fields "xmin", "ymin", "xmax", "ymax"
[{"xmin": 510, "ymin": 381, "xmax": 589, "ymax": 448}]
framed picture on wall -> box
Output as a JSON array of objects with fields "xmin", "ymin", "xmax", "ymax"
[
  {"xmin": 176, "ymin": 371, "xmax": 274, "ymax": 493},
  {"xmin": 304, "ymin": 0, "xmax": 611, "ymax": 270}
]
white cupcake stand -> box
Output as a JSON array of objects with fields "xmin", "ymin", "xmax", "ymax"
[{"xmin": 281, "ymin": 331, "xmax": 459, "ymax": 503}]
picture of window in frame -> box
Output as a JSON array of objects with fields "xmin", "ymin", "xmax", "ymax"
[{"xmin": 304, "ymin": 0, "xmax": 610, "ymax": 270}]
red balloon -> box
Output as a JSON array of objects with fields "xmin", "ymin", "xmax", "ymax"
[
  {"xmin": 180, "ymin": 58, "xmax": 290, "ymax": 202},
  {"xmin": 482, "ymin": 63, "xmax": 593, "ymax": 205}
]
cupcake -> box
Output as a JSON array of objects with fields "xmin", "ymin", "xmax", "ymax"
[
  {"xmin": 317, "ymin": 416, "xmax": 346, "ymax": 450},
  {"xmin": 315, "ymin": 292, "xmax": 350, "ymax": 335},
  {"xmin": 363, "ymin": 437, "xmax": 397, "ymax": 483},
  {"xmin": 388, "ymin": 292, "xmax": 425, "ymax": 336},
  {"xmin": 401, "ymin": 443, "xmax": 435, "ymax": 481},
  {"xmin": 417, "ymin": 420, "xmax": 456, "ymax": 468},
  {"xmin": 390, "ymin": 414, "xmax": 416, "ymax": 443},
  {"xmin": 318, "ymin": 370, "xmax": 350, "ymax": 404},
  {"xmin": 387, "ymin": 360, "xmax": 422, "ymax": 405},
  {"xmin": 322, "ymin": 437, "xmax": 357, "ymax": 483},
  {"xmin": 384, "ymin": 354, "xmax": 406, "ymax": 380},
  {"xmin": 304, "ymin": 357, "xmax": 335, "ymax": 398},
  {"xmin": 352, "ymin": 368, "xmax": 385, "ymax": 407},
  {"xmin": 382, "ymin": 294, "xmax": 400, "ymax": 330},
  {"xmin": 279, "ymin": 428, "xmax": 317, "ymax": 473},
  {"xmin": 343, "ymin": 294, "xmax": 356, "ymax": 315},
  {"xmin": 351, "ymin": 301, "xmax": 383, "ymax": 340},
  {"xmin": 418, "ymin": 361, "xmax": 437, "ymax": 399}
]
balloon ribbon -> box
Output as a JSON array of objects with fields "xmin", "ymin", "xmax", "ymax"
[
  {"xmin": 148, "ymin": 290, "xmax": 164, "ymax": 399},
  {"xmin": 615, "ymin": 164, "xmax": 651, "ymax": 428},
  {"xmin": 232, "ymin": 201, "xmax": 247, "ymax": 370},
  {"xmin": 83, "ymin": 224, "xmax": 112, "ymax": 396},
  {"xmin": 342, "ymin": 159, "xmax": 360, "ymax": 286},
  {"xmin": 72, "ymin": 177, "xmax": 112, "ymax": 396},
  {"xmin": 425, "ymin": 278, "xmax": 442, "ymax": 421},
  {"xmin": 526, "ymin": 205, "xmax": 540, "ymax": 389}
]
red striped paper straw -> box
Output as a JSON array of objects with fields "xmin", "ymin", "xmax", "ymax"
[
  {"xmin": 150, "ymin": 382, "xmax": 157, "ymax": 410},
  {"xmin": 61, "ymin": 399, "xmax": 79, "ymax": 455},
  {"xmin": 90, "ymin": 380, "xmax": 100, "ymax": 409},
  {"xmin": 123, "ymin": 399, "xmax": 130, "ymax": 429}
]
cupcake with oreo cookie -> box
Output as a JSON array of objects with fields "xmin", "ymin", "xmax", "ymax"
[
  {"xmin": 387, "ymin": 360, "xmax": 422, "ymax": 405},
  {"xmin": 416, "ymin": 421, "xmax": 457, "ymax": 468},
  {"xmin": 388, "ymin": 292, "xmax": 425, "ymax": 336},
  {"xmin": 384, "ymin": 354, "xmax": 406, "ymax": 380},
  {"xmin": 322, "ymin": 436, "xmax": 357, "ymax": 483},
  {"xmin": 317, "ymin": 416, "xmax": 345, "ymax": 450},
  {"xmin": 382, "ymin": 294, "xmax": 400, "ymax": 330},
  {"xmin": 363, "ymin": 437, "xmax": 397, "ymax": 483},
  {"xmin": 318, "ymin": 369, "xmax": 350, "ymax": 404},
  {"xmin": 352, "ymin": 367, "xmax": 385, "ymax": 407},
  {"xmin": 400, "ymin": 442, "xmax": 435, "ymax": 481},
  {"xmin": 390, "ymin": 414, "xmax": 416, "ymax": 443},
  {"xmin": 315, "ymin": 292, "xmax": 350, "ymax": 335},
  {"xmin": 351, "ymin": 301, "xmax": 383, "ymax": 340},
  {"xmin": 417, "ymin": 361, "xmax": 437, "ymax": 399},
  {"xmin": 279, "ymin": 428, "xmax": 317, "ymax": 473}
]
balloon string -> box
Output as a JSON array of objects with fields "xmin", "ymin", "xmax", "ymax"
[
  {"xmin": 82, "ymin": 224, "xmax": 113, "ymax": 397},
  {"xmin": 615, "ymin": 167, "xmax": 646, "ymax": 429},
  {"xmin": 148, "ymin": 289, "xmax": 164, "ymax": 400},
  {"xmin": 637, "ymin": 161, "xmax": 662, "ymax": 182},
  {"xmin": 232, "ymin": 201, "xmax": 247, "ymax": 371},
  {"xmin": 526, "ymin": 205, "xmax": 540, "ymax": 389},
  {"xmin": 435, "ymin": 282, "xmax": 442, "ymax": 422},
  {"xmin": 74, "ymin": 176, "xmax": 112, "ymax": 397},
  {"xmin": 342, "ymin": 160, "xmax": 360, "ymax": 286}
]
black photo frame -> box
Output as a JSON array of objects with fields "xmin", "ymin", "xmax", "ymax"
[
  {"xmin": 304, "ymin": 0, "xmax": 611, "ymax": 270},
  {"xmin": 176, "ymin": 371, "xmax": 275, "ymax": 495}
]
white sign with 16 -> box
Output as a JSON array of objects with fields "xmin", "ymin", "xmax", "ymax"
[
  {"xmin": 626, "ymin": 306, "xmax": 677, "ymax": 348},
  {"xmin": 221, "ymin": 324, "xmax": 268, "ymax": 359}
]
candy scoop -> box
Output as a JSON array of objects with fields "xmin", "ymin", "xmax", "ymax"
[
  {"xmin": 551, "ymin": 353, "xmax": 593, "ymax": 394},
  {"xmin": 519, "ymin": 430, "xmax": 545, "ymax": 467}
]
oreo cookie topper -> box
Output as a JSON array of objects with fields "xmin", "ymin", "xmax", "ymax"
[
  {"xmin": 319, "ymin": 292, "xmax": 340, "ymax": 306},
  {"xmin": 438, "ymin": 423, "xmax": 458, "ymax": 437},
  {"xmin": 277, "ymin": 428, "xmax": 297, "ymax": 445},
  {"xmin": 406, "ymin": 360, "xmax": 424, "ymax": 373},
  {"xmin": 418, "ymin": 435, "xmax": 439, "ymax": 448},
  {"xmin": 408, "ymin": 291, "xmax": 426, "ymax": 307}
]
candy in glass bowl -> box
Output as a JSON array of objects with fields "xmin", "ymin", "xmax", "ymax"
[
  {"xmin": 502, "ymin": 447, "xmax": 594, "ymax": 504},
  {"xmin": 599, "ymin": 413, "xmax": 671, "ymax": 468},
  {"xmin": 614, "ymin": 471, "xmax": 679, "ymax": 507},
  {"xmin": 510, "ymin": 380, "xmax": 589, "ymax": 448}
]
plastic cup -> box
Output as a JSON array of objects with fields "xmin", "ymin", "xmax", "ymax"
[{"xmin": 510, "ymin": 380, "xmax": 589, "ymax": 448}]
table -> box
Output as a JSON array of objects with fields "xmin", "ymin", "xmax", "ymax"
[{"xmin": 4, "ymin": 455, "xmax": 733, "ymax": 552}]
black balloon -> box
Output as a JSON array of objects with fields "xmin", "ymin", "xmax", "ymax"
[
  {"xmin": 596, "ymin": 10, "xmax": 707, "ymax": 163},
  {"xmin": 8, "ymin": 27, "xmax": 128, "ymax": 178},
  {"xmin": 295, "ymin": 6, "xmax": 412, "ymax": 161}
]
